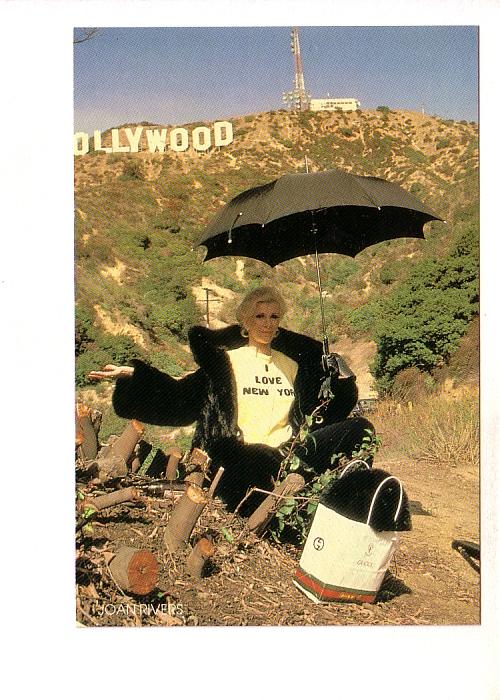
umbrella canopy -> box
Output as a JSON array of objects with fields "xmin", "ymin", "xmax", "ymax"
[{"xmin": 197, "ymin": 169, "xmax": 442, "ymax": 267}]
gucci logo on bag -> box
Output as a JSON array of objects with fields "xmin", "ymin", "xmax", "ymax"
[
  {"xmin": 365, "ymin": 543, "xmax": 375, "ymax": 557},
  {"xmin": 313, "ymin": 537, "xmax": 324, "ymax": 551}
]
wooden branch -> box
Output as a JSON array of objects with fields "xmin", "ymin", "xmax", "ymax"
[
  {"xmin": 163, "ymin": 483, "xmax": 208, "ymax": 553},
  {"xmin": 186, "ymin": 538, "xmax": 215, "ymax": 579},
  {"xmin": 246, "ymin": 473, "xmax": 305, "ymax": 535},
  {"xmin": 207, "ymin": 467, "xmax": 224, "ymax": 499},
  {"xmin": 165, "ymin": 447, "xmax": 182, "ymax": 481},
  {"xmin": 108, "ymin": 546, "xmax": 158, "ymax": 595}
]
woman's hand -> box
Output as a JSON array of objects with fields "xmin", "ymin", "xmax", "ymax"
[{"xmin": 88, "ymin": 364, "xmax": 134, "ymax": 381}]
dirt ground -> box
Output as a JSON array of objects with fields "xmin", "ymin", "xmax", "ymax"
[{"xmin": 76, "ymin": 445, "xmax": 480, "ymax": 627}]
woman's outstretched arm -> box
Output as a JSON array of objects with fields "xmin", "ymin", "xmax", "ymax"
[{"xmin": 90, "ymin": 360, "xmax": 208, "ymax": 427}]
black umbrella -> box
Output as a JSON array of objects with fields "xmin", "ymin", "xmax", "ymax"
[{"xmin": 197, "ymin": 168, "xmax": 442, "ymax": 354}]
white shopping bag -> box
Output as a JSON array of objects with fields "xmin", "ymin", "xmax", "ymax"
[{"xmin": 293, "ymin": 475, "xmax": 403, "ymax": 604}]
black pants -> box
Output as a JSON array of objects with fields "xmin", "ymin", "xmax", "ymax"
[{"xmin": 208, "ymin": 416, "xmax": 374, "ymax": 515}]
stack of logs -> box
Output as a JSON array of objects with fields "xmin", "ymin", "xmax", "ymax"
[{"xmin": 76, "ymin": 403, "xmax": 305, "ymax": 593}]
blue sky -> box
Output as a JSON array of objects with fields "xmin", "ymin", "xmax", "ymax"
[{"xmin": 74, "ymin": 25, "xmax": 478, "ymax": 133}]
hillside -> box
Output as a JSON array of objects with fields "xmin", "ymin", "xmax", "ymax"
[
  {"xmin": 75, "ymin": 107, "xmax": 478, "ymax": 407},
  {"xmin": 74, "ymin": 108, "xmax": 480, "ymax": 630}
]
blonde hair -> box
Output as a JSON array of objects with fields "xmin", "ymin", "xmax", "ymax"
[{"xmin": 236, "ymin": 286, "xmax": 287, "ymax": 329}]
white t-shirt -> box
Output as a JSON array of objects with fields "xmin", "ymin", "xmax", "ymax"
[{"xmin": 227, "ymin": 345, "xmax": 298, "ymax": 448}]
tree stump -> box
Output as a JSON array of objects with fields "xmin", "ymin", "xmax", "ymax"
[
  {"xmin": 108, "ymin": 546, "xmax": 158, "ymax": 595},
  {"xmin": 130, "ymin": 440, "xmax": 152, "ymax": 473},
  {"xmin": 165, "ymin": 447, "xmax": 183, "ymax": 481},
  {"xmin": 247, "ymin": 473, "xmax": 305, "ymax": 535},
  {"xmin": 164, "ymin": 484, "xmax": 208, "ymax": 553},
  {"xmin": 186, "ymin": 538, "xmax": 215, "ymax": 579},
  {"xmin": 75, "ymin": 404, "xmax": 98, "ymax": 460}
]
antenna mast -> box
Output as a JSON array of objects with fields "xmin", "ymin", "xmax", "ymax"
[{"xmin": 282, "ymin": 27, "xmax": 311, "ymax": 111}]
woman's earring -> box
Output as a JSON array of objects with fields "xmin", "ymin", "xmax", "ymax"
[
  {"xmin": 273, "ymin": 328, "xmax": 280, "ymax": 339},
  {"xmin": 240, "ymin": 327, "xmax": 249, "ymax": 338}
]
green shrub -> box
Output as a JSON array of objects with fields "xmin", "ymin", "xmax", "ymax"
[
  {"xmin": 75, "ymin": 305, "xmax": 97, "ymax": 356},
  {"xmin": 436, "ymin": 138, "xmax": 450, "ymax": 150},
  {"xmin": 347, "ymin": 299, "xmax": 383, "ymax": 337},
  {"xmin": 379, "ymin": 259, "xmax": 409, "ymax": 285},
  {"xmin": 403, "ymin": 146, "xmax": 428, "ymax": 165},
  {"xmin": 322, "ymin": 258, "xmax": 359, "ymax": 287},
  {"xmin": 119, "ymin": 158, "xmax": 145, "ymax": 181},
  {"xmin": 372, "ymin": 224, "xmax": 479, "ymax": 391}
]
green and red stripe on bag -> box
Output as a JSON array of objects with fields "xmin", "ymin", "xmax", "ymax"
[{"xmin": 293, "ymin": 475, "xmax": 403, "ymax": 604}]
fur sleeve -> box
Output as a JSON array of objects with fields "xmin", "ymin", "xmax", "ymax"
[{"xmin": 112, "ymin": 359, "xmax": 208, "ymax": 426}]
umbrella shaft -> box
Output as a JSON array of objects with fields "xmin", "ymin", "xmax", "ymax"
[{"xmin": 314, "ymin": 247, "xmax": 329, "ymax": 355}]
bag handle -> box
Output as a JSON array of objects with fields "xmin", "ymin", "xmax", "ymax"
[
  {"xmin": 366, "ymin": 476, "xmax": 403, "ymax": 527},
  {"xmin": 339, "ymin": 458, "xmax": 371, "ymax": 479}
]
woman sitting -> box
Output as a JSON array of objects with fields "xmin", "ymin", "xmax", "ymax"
[{"xmin": 89, "ymin": 286, "xmax": 374, "ymax": 514}]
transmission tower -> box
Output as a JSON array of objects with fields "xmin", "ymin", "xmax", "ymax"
[{"xmin": 282, "ymin": 27, "xmax": 311, "ymax": 111}]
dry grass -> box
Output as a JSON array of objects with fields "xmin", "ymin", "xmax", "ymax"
[{"xmin": 374, "ymin": 388, "xmax": 479, "ymax": 468}]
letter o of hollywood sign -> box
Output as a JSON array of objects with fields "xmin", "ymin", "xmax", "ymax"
[
  {"xmin": 170, "ymin": 128, "xmax": 189, "ymax": 152},
  {"xmin": 73, "ymin": 132, "xmax": 89, "ymax": 156},
  {"xmin": 192, "ymin": 126, "xmax": 211, "ymax": 152}
]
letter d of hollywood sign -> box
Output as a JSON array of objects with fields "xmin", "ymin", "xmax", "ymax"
[{"xmin": 73, "ymin": 121, "xmax": 233, "ymax": 156}]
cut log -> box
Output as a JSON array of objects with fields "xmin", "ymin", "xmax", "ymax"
[
  {"xmin": 76, "ymin": 404, "xmax": 98, "ymax": 460},
  {"xmin": 165, "ymin": 447, "xmax": 183, "ymax": 481},
  {"xmin": 183, "ymin": 447, "xmax": 211, "ymax": 487},
  {"xmin": 83, "ymin": 486, "xmax": 141, "ymax": 511},
  {"xmin": 186, "ymin": 538, "xmax": 215, "ymax": 579},
  {"xmin": 247, "ymin": 473, "xmax": 305, "ymax": 535},
  {"xmin": 184, "ymin": 471, "xmax": 205, "ymax": 487},
  {"xmin": 164, "ymin": 483, "xmax": 208, "ymax": 553},
  {"xmin": 186, "ymin": 447, "xmax": 211, "ymax": 470},
  {"xmin": 95, "ymin": 420, "xmax": 145, "ymax": 481},
  {"xmin": 108, "ymin": 420, "xmax": 144, "ymax": 462},
  {"xmin": 108, "ymin": 546, "xmax": 158, "ymax": 595},
  {"xmin": 95, "ymin": 455, "xmax": 128, "ymax": 481}
]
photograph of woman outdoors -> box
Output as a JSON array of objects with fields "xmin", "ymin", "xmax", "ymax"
[{"xmin": 89, "ymin": 286, "xmax": 374, "ymax": 515}]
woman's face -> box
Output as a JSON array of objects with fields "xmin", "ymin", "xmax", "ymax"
[{"xmin": 245, "ymin": 301, "xmax": 281, "ymax": 350}]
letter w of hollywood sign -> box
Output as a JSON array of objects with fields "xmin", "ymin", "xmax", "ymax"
[{"xmin": 73, "ymin": 121, "xmax": 233, "ymax": 156}]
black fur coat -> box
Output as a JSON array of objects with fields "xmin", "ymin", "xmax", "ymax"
[{"xmin": 113, "ymin": 324, "xmax": 358, "ymax": 453}]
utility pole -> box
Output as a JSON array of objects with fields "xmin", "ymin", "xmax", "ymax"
[
  {"xmin": 282, "ymin": 27, "xmax": 311, "ymax": 111},
  {"xmin": 198, "ymin": 288, "xmax": 222, "ymax": 328},
  {"xmin": 203, "ymin": 287, "xmax": 211, "ymax": 327}
]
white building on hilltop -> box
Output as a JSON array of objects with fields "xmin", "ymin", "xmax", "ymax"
[{"xmin": 309, "ymin": 98, "xmax": 360, "ymax": 112}]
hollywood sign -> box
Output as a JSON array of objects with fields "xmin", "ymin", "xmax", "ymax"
[{"xmin": 73, "ymin": 121, "xmax": 233, "ymax": 156}]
